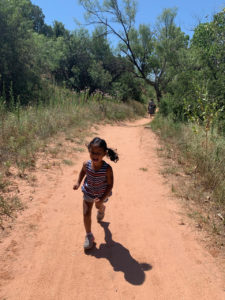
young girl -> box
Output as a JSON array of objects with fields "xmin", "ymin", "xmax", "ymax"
[{"xmin": 73, "ymin": 137, "xmax": 119, "ymax": 250}]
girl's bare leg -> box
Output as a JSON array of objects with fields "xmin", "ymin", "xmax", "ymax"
[
  {"xmin": 95, "ymin": 200, "xmax": 105, "ymax": 212},
  {"xmin": 83, "ymin": 201, "xmax": 94, "ymax": 233},
  {"xmin": 98, "ymin": 203, "xmax": 105, "ymax": 212},
  {"xmin": 95, "ymin": 201, "xmax": 106, "ymax": 222}
]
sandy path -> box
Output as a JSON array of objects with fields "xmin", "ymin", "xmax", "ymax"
[{"xmin": 0, "ymin": 118, "xmax": 224, "ymax": 300}]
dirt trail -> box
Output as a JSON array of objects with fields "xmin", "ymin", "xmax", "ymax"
[{"xmin": 0, "ymin": 118, "xmax": 225, "ymax": 300}]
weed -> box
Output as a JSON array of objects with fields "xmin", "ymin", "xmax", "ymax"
[
  {"xmin": 139, "ymin": 167, "xmax": 148, "ymax": 172},
  {"xmin": 62, "ymin": 159, "xmax": 73, "ymax": 166},
  {"xmin": 27, "ymin": 175, "xmax": 37, "ymax": 186},
  {"xmin": 73, "ymin": 147, "xmax": 85, "ymax": 152},
  {"xmin": 161, "ymin": 166, "xmax": 178, "ymax": 176},
  {"xmin": 65, "ymin": 137, "xmax": 75, "ymax": 142},
  {"xmin": 151, "ymin": 115, "xmax": 225, "ymax": 205},
  {"xmin": 171, "ymin": 184, "xmax": 176, "ymax": 193},
  {"xmin": 3, "ymin": 161, "xmax": 12, "ymax": 176},
  {"xmin": 0, "ymin": 195, "xmax": 23, "ymax": 221},
  {"xmin": 0, "ymin": 175, "xmax": 9, "ymax": 191},
  {"xmin": 212, "ymin": 223, "xmax": 220, "ymax": 235},
  {"xmin": 42, "ymin": 163, "xmax": 51, "ymax": 169},
  {"xmin": 49, "ymin": 148, "xmax": 60, "ymax": 158}
]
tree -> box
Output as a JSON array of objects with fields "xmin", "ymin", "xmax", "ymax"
[
  {"xmin": 191, "ymin": 9, "xmax": 225, "ymax": 106},
  {"xmin": 0, "ymin": 0, "xmax": 42, "ymax": 104},
  {"xmin": 157, "ymin": 9, "xmax": 225, "ymax": 128},
  {"xmin": 52, "ymin": 21, "xmax": 70, "ymax": 39},
  {"xmin": 29, "ymin": 4, "xmax": 53, "ymax": 36},
  {"xmin": 79, "ymin": 0, "xmax": 189, "ymax": 101},
  {"xmin": 90, "ymin": 27, "xmax": 134, "ymax": 94}
]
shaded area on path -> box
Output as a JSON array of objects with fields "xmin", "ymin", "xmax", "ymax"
[{"xmin": 85, "ymin": 222, "xmax": 152, "ymax": 285}]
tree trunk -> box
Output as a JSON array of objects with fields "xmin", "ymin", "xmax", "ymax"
[{"xmin": 154, "ymin": 84, "xmax": 162, "ymax": 103}]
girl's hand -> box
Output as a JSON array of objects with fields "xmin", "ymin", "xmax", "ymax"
[
  {"xmin": 73, "ymin": 183, "xmax": 80, "ymax": 190},
  {"xmin": 94, "ymin": 198, "xmax": 103, "ymax": 209}
]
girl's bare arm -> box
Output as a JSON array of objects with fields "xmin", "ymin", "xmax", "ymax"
[
  {"xmin": 73, "ymin": 161, "xmax": 86, "ymax": 190},
  {"xmin": 96, "ymin": 165, "xmax": 114, "ymax": 203}
]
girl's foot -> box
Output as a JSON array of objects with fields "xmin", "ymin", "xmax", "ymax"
[
  {"xmin": 84, "ymin": 233, "xmax": 94, "ymax": 250},
  {"xmin": 97, "ymin": 205, "xmax": 105, "ymax": 222}
]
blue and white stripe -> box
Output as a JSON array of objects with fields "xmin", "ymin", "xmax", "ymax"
[{"xmin": 82, "ymin": 160, "xmax": 109, "ymax": 199}]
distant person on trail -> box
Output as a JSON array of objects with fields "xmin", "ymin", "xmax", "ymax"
[
  {"xmin": 73, "ymin": 137, "xmax": 119, "ymax": 250},
  {"xmin": 148, "ymin": 99, "xmax": 156, "ymax": 118}
]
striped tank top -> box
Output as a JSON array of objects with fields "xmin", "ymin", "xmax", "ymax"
[{"xmin": 82, "ymin": 160, "xmax": 110, "ymax": 199}]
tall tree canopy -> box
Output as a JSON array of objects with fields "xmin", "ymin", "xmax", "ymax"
[
  {"xmin": 79, "ymin": 0, "xmax": 189, "ymax": 101},
  {"xmin": 191, "ymin": 9, "xmax": 225, "ymax": 105},
  {"xmin": 0, "ymin": 0, "xmax": 42, "ymax": 104}
]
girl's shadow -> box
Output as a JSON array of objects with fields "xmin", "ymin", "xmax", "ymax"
[{"xmin": 85, "ymin": 221, "xmax": 152, "ymax": 285}]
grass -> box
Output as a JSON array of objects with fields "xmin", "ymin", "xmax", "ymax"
[
  {"xmin": 0, "ymin": 195, "xmax": 24, "ymax": 229},
  {"xmin": 0, "ymin": 88, "xmax": 145, "ymax": 176},
  {"xmin": 72, "ymin": 147, "xmax": 85, "ymax": 152},
  {"xmin": 160, "ymin": 166, "xmax": 178, "ymax": 176},
  {"xmin": 151, "ymin": 114, "xmax": 225, "ymax": 247},
  {"xmin": 0, "ymin": 86, "xmax": 146, "ymax": 223},
  {"xmin": 62, "ymin": 159, "xmax": 74, "ymax": 166},
  {"xmin": 151, "ymin": 115, "xmax": 225, "ymax": 206},
  {"xmin": 139, "ymin": 167, "xmax": 148, "ymax": 172}
]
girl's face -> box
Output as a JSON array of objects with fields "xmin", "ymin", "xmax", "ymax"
[{"xmin": 89, "ymin": 145, "xmax": 106, "ymax": 166}]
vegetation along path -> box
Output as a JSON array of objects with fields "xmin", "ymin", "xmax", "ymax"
[{"xmin": 0, "ymin": 118, "xmax": 224, "ymax": 300}]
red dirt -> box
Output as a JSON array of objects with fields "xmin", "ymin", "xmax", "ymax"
[{"xmin": 0, "ymin": 118, "xmax": 224, "ymax": 300}]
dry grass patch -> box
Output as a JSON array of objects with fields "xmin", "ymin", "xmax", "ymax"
[{"xmin": 151, "ymin": 116, "xmax": 225, "ymax": 256}]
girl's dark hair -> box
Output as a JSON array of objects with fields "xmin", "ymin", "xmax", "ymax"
[{"xmin": 87, "ymin": 137, "xmax": 119, "ymax": 163}]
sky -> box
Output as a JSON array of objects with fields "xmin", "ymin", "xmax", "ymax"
[{"xmin": 31, "ymin": 0, "xmax": 225, "ymax": 39}]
